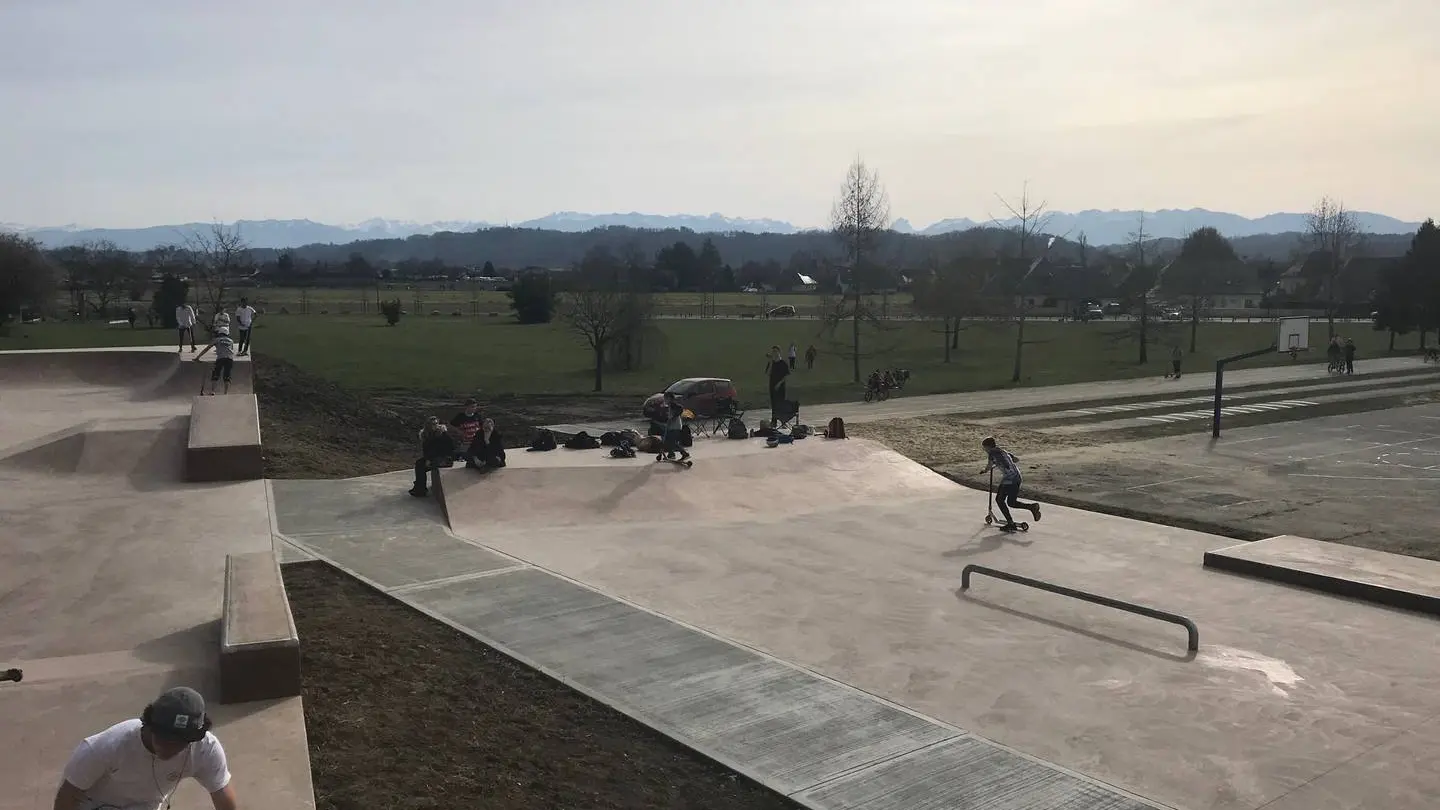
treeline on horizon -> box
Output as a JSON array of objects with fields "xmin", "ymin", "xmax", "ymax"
[{"xmin": 247, "ymin": 224, "xmax": 1415, "ymax": 271}]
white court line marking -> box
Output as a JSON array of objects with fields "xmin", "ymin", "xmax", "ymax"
[
  {"xmin": 1127, "ymin": 474, "xmax": 1210, "ymax": 490},
  {"xmin": 1224, "ymin": 435, "xmax": 1278, "ymax": 444},
  {"xmin": 1288, "ymin": 473, "xmax": 1440, "ymax": 481}
]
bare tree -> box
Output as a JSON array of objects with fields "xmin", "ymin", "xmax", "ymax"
[
  {"xmin": 183, "ymin": 223, "xmax": 252, "ymax": 326},
  {"xmin": 81, "ymin": 240, "xmax": 141, "ymax": 318},
  {"xmin": 558, "ymin": 246, "xmax": 653, "ymax": 392},
  {"xmin": 1305, "ymin": 196, "xmax": 1364, "ymax": 338},
  {"xmin": 912, "ymin": 257, "xmax": 986, "ymax": 362},
  {"xmin": 828, "ymin": 157, "xmax": 891, "ymax": 383},
  {"xmin": 990, "ymin": 183, "xmax": 1056, "ymax": 382},
  {"xmin": 1127, "ymin": 211, "xmax": 1152, "ymax": 363}
]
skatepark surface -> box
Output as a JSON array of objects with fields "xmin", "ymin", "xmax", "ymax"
[
  {"xmin": 0, "ymin": 348, "xmax": 314, "ymax": 810},
  {"xmin": 9, "ymin": 346, "xmax": 1440, "ymax": 810},
  {"xmin": 270, "ymin": 435, "xmax": 1440, "ymax": 810}
]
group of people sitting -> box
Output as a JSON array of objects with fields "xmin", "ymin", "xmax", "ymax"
[{"xmin": 409, "ymin": 398, "xmax": 506, "ymax": 497}]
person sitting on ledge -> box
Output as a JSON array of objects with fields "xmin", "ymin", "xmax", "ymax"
[
  {"xmin": 469, "ymin": 417, "xmax": 506, "ymax": 470},
  {"xmin": 411, "ymin": 415, "xmax": 457, "ymax": 497}
]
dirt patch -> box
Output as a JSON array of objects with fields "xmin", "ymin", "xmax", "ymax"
[
  {"xmin": 254, "ymin": 354, "xmax": 637, "ymax": 479},
  {"xmin": 848, "ymin": 413, "xmax": 1097, "ymax": 471},
  {"xmin": 284, "ymin": 561, "xmax": 800, "ymax": 810}
]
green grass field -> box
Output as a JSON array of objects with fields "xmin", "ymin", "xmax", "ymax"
[{"xmin": 0, "ymin": 313, "xmax": 1408, "ymax": 405}]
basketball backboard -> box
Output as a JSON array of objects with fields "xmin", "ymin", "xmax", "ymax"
[{"xmin": 1277, "ymin": 317, "xmax": 1309, "ymax": 351}]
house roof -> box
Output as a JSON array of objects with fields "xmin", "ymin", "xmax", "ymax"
[{"xmin": 1157, "ymin": 258, "xmax": 1267, "ymax": 296}]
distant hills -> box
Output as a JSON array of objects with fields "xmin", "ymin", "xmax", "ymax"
[{"xmin": 4, "ymin": 208, "xmax": 1426, "ymax": 252}]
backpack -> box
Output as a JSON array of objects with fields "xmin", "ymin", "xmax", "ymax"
[
  {"xmin": 563, "ymin": 431, "xmax": 600, "ymax": 450},
  {"xmin": 609, "ymin": 442, "xmax": 636, "ymax": 459},
  {"xmin": 791, "ymin": 424, "xmax": 810, "ymax": 439},
  {"xmin": 600, "ymin": 431, "xmax": 621, "ymax": 446},
  {"xmin": 527, "ymin": 429, "xmax": 558, "ymax": 452},
  {"xmin": 680, "ymin": 424, "xmax": 693, "ymax": 447},
  {"xmin": 726, "ymin": 418, "xmax": 748, "ymax": 439},
  {"xmin": 825, "ymin": 417, "xmax": 846, "ymax": 439},
  {"xmin": 637, "ymin": 435, "xmax": 663, "ymax": 453}
]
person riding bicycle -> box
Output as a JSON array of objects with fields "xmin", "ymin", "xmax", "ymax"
[
  {"xmin": 866, "ymin": 369, "xmax": 883, "ymax": 393},
  {"xmin": 881, "ymin": 370, "xmax": 896, "ymax": 391}
]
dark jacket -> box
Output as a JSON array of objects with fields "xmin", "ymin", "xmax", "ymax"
[
  {"xmin": 473, "ymin": 427, "xmax": 506, "ymax": 465},
  {"xmin": 421, "ymin": 428, "xmax": 456, "ymax": 460}
]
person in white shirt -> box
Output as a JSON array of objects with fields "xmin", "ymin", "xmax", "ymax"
[
  {"xmin": 52, "ymin": 686, "xmax": 238, "ymax": 810},
  {"xmin": 175, "ymin": 303, "xmax": 197, "ymax": 353},
  {"xmin": 234, "ymin": 298, "xmax": 257, "ymax": 356}
]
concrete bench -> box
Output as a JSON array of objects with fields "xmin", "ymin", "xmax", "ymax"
[
  {"xmin": 187, "ymin": 394, "xmax": 264, "ymax": 482},
  {"xmin": 220, "ymin": 552, "xmax": 302, "ymax": 704}
]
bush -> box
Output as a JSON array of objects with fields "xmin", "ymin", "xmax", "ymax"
[
  {"xmin": 508, "ymin": 273, "xmax": 556, "ymax": 324},
  {"xmin": 380, "ymin": 298, "xmax": 402, "ymax": 325},
  {"xmin": 151, "ymin": 274, "xmax": 189, "ymax": 329}
]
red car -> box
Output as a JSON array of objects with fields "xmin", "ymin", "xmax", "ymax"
[{"xmin": 643, "ymin": 377, "xmax": 738, "ymax": 422}]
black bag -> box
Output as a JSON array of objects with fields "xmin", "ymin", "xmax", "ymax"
[
  {"xmin": 527, "ymin": 428, "xmax": 558, "ymax": 452},
  {"xmin": 726, "ymin": 418, "xmax": 748, "ymax": 439},
  {"xmin": 563, "ymin": 431, "xmax": 600, "ymax": 450},
  {"xmin": 600, "ymin": 431, "xmax": 621, "ymax": 446},
  {"xmin": 680, "ymin": 424, "xmax": 693, "ymax": 447},
  {"xmin": 825, "ymin": 417, "xmax": 846, "ymax": 439}
]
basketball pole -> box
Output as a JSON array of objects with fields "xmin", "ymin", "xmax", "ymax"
[{"xmin": 1213, "ymin": 344, "xmax": 1279, "ymax": 439}]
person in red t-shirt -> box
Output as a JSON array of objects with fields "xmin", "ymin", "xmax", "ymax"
[{"xmin": 450, "ymin": 398, "xmax": 485, "ymax": 468}]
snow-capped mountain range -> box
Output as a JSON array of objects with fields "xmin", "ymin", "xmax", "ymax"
[{"xmin": 3, "ymin": 208, "xmax": 1425, "ymax": 251}]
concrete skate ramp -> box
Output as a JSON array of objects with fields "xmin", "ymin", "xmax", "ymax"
[
  {"xmin": 0, "ymin": 347, "xmax": 252, "ymax": 400},
  {"xmin": 0, "ymin": 417, "xmax": 187, "ymax": 484},
  {"xmin": 439, "ymin": 438, "xmax": 957, "ymax": 530}
]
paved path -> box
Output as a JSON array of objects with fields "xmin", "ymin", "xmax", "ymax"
[
  {"xmin": 819, "ymin": 357, "xmax": 1428, "ymax": 424},
  {"xmin": 274, "ymin": 439, "xmax": 1440, "ymax": 810}
]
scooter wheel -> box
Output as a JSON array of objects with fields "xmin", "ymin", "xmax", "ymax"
[
  {"xmin": 984, "ymin": 514, "xmax": 994, "ymax": 525},
  {"xmin": 1018, "ymin": 522, "xmax": 1030, "ymax": 531}
]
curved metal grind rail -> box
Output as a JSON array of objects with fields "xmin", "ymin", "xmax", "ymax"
[{"xmin": 961, "ymin": 565, "xmax": 1199, "ymax": 652}]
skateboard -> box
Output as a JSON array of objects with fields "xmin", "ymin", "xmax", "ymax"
[{"xmin": 656, "ymin": 456, "xmax": 693, "ymax": 469}]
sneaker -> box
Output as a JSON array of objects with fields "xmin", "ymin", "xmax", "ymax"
[
  {"xmin": 409, "ymin": 487, "xmax": 427, "ymax": 498},
  {"xmin": 999, "ymin": 522, "xmax": 1020, "ymax": 532},
  {"xmin": 1031, "ymin": 505, "xmax": 1041, "ymax": 522}
]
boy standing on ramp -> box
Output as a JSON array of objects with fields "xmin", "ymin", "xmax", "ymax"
[
  {"xmin": 980, "ymin": 436, "xmax": 1041, "ymax": 531},
  {"xmin": 194, "ymin": 326, "xmax": 237, "ymax": 394},
  {"xmin": 658, "ymin": 392, "xmax": 692, "ymax": 464}
]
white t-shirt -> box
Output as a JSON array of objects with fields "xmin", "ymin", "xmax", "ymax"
[
  {"xmin": 175, "ymin": 306, "xmax": 195, "ymax": 328},
  {"xmin": 61, "ymin": 719, "xmax": 231, "ymax": 810},
  {"xmin": 235, "ymin": 305, "xmax": 256, "ymax": 328}
]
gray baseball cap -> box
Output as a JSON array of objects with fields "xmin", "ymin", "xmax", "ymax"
[{"xmin": 148, "ymin": 687, "xmax": 210, "ymax": 740}]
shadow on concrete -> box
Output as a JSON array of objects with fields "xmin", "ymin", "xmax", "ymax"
[
  {"xmin": 131, "ymin": 620, "xmax": 221, "ymax": 667},
  {"xmin": 942, "ymin": 532, "xmax": 1034, "ymax": 557},
  {"xmin": 954, "ymin": 590, "xmax": 1199, "ymax": 663}
]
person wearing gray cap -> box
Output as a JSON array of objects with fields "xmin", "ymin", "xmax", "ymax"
[{"xmin": 52, "ymin": 686, "xmax": 238, "ymax": 810}]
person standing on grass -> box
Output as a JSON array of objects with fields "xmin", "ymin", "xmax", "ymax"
[
  {"xmin": 1168, "ymin": 344, "xmax": 1183, "ymax": 379},
  {"xmin": 234, "ymin": 298, "xmax": 257, "ymax": 356},
  {"xmin": 767, "ymin": 345, "xmax": 790, "ymax": 419},
  {"xmin": 805, "ymin": 344, "xmax": 817, "ymax": 371},
  {"xmin": 176, "ymin": 301, "xmax": 197, "ymax": 353},
  {"xmin": 1344, "ymin": 338, "xmax": 1356, "ymax": 375},
  {"xmin": 194, "ymin": 326, "xmax": 237, "ymax": 394},
  {"xmin": 788, "ymin": 341, "xmax": 798, "ymax": 371},
  {"xmin": 980, "ymin": 436, "xmax": 1041, "ymax": 531},
  {"xmin": 51, "ymin": 686, "xmax": 238, "ymax": 810}
]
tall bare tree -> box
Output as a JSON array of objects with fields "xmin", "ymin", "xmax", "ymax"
[
  {"xmin": 81, "ymin": 240, "xmax": 141, "ymax": 318},
  {"xmin": 828, "ymin": 157, "xmax": 891, "ymax": 383},
  {"xmin": 183, "ymin": 223, "xmax": 252, "ymax": 326},
  {"xmin": 1127, "ymin": 211, "xmax": 1152, "ymax": 363},
  {"xmin": 991, "ymin": 183, "xmax": 1055, "ymax": 382},
  {"xmin": 912, "ymin": 257, "xmax": 986, "ymax": 362},
  {"xmin": 558, "ymin": 246, "xmax": 653, "ymax": 392},
  {"xmin": 1305, "ymin": 196, "xmax": 1364, "ymax": 338}
]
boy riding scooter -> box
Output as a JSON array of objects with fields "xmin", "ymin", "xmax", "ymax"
[{"xmin": 979, "ymin": 436, "xmax": 1042, "ymax": 531}]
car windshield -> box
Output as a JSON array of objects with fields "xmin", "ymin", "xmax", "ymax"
[{"xmin": 665, "ymin": 381, "xmax": 698, "ymax": 395}]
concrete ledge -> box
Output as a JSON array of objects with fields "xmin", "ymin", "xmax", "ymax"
[
  {"xmin": 187, "ymin": 394, "xmax": 263, "ymax": 482},
  {"xmin": 1204, "ymin": 535, "xmax": 1440, "ymax": 617},
  {"xmin": 220, "ymin": 552, "xmax": 301, "ymax": 704}
]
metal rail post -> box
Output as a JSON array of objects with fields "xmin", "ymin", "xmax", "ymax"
[{"xmin": 961, "ymin": 565, "xmax": 1199, "ymax": 652}]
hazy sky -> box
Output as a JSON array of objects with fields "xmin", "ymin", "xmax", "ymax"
[{"xmin": 2, "ymin": 0, "xmax": 1436, "ymax": 229}]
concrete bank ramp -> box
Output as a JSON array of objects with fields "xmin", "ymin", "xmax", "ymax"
[
  {"xmin": 0, "ymin": 346, "xmax": 252, "ymax": 400},
  {"xmin": 0, "ymin": 417, "xmax": 187, "ymax": 483},
  {"xmin": 439, "ymin": 437, "xmax": 956, "ymax": 530}
]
